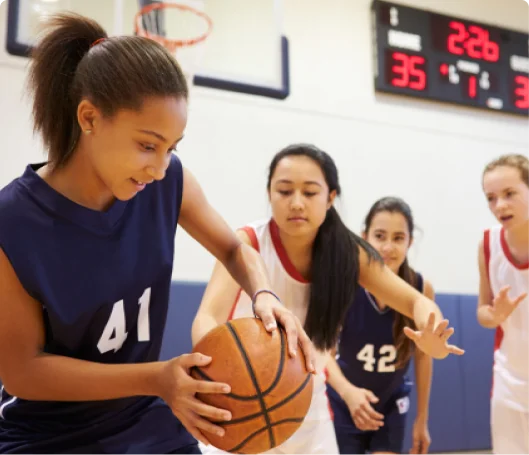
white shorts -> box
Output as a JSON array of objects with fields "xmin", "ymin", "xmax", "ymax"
[
  {"xmin": 200, "ymin": 378, "xmax": 338, "ymax": 454},
  {"xmin": 491, "ymin": 373, "xmax": 529, "ymax": 454}
]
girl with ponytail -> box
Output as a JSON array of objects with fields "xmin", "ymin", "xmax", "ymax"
[
  {"xmin": 326, "ymin": 197, "xmax": 434, "ymax": 454},
  {"xmin": 0, "ymin": 13, "xmax": 310, "ymax": 454},
  {"xmin": 193, "ymin": 145, "xmax": 463, "ymax": 454}
]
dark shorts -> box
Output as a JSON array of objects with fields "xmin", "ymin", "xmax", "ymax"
[
  {"xmin": 327, "ymin": 385, "xmax": 410, "ymax": 454},
  {"xmin": 166, "ymin": 443, "xmax": 201, "ymax": 454}
]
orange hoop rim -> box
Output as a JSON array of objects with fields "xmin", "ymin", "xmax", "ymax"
[{"xmin": 134, "ymin": 2, "xmax": 213, "ymax": 52}]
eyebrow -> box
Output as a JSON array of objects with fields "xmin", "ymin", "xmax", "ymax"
[
  {"xmin": 137, "ymin": 129, "xmax": 184, "ymax": 145},
  {"xmin": 275, "ymin": 179, "xmax": 322, "ymax": 187},
  {"xmin": 373, "ymin": 229, "xmax": 407, "ymax": 235}
]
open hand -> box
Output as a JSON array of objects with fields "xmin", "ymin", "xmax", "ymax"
[{"xmin": 403, "ymin": 312, "xmax": 465, "ymax": 359}]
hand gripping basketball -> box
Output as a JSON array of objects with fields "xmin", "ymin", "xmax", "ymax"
[
  {"xmin": 190, "ymin": 318, "xmax": 314, "ymax": 453},
  {"xmin": 159, "ymin": 353, "xmax": 233, "ymax": 447},
  {"xmin": 251, "ymin": 289, "xmax": 316, "ymax": 374}
]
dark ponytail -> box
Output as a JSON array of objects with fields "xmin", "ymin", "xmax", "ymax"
[
  {"xmin": 267, "ymin": 144, "xmax": 382, "ymax": 351},
  {"xmin": 28, "ymin": 13, "xmax": 188, "ymax": 168},
  {"xmin": 363, "ymin": 196, "xmax": 418, "ymax": 369}
]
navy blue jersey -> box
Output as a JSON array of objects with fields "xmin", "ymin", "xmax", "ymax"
[
  {"xmin": 333, "ymin": 273, "xmax": 423, "ymax": 409},
  {"xmin": 0, "ymin": 156, "xmax": 196, "ymax": 453}
]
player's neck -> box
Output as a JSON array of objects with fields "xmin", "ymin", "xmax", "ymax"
[
  {"xmin": 504, "ymin": 221, "xmax": 529, "ymax": 264},
  {"xmin": 39, "ymin": 147, "xmax": 116, "ymax": 212},
  {"xmin": 277, "ymin": 230, "xmax": 314, "ymax": 281}
]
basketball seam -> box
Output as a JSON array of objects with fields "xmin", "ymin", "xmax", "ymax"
[
  {"xmin": 227, "ymin": 418, "xmax": 304, "ymax": 454},
  {"xmin": 217, "ymin": 372, "xmax": 312, "ymax": 426},
  {"xmin": 227, "ymin": 322, "xmax": 275, "ymax": 449},
  {"xmin": 191, "ymin": 328, "xmax": 286, "ymax": 401}
]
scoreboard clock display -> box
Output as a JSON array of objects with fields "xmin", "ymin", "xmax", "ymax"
[{"xmin": 371, "ymin": 0, "xmax": 529, "ymax": 116}]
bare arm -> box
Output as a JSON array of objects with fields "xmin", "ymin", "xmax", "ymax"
[
  {"xmin": 180, "ymin": 168, "xmax": 315, "ymax": 369},
  {"xmin": 179, "ymin": 168, "xmax": 272, "ymax": 301},
  {"xmin": 414, "ymin": 280, "xmax": 434, "ymax": 422},
  {"xmin": 191, "ymin": 229, "xmax": 253, "ymax": 345},
  {"xmin": 0, "ymin": 247, "xmax": 163, "ymax": 401},
  {"xmin": 476, "ymin": 239, "xmax": 497, "ymax": 329},
  {"xmin": 358, "ymin": 248, "xmax": 442, "ymax": 330},
  {"xmin": 325, "ymin": 348, "xmax": 353, "ymax": 398}
]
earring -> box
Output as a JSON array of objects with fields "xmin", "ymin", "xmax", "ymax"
[{"xmin": 84, "ymin": 129, "xmax": 92, "ymax": 134}]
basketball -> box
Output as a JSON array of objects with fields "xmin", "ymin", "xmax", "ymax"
[{"xmin": 190, "ymin": 317, "xmax": 313, "ymax": 454}]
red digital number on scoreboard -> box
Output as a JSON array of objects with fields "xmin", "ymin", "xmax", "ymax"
[{"xmin": 388, "ymin": 52, "xmax": 427, "ymax": 91}]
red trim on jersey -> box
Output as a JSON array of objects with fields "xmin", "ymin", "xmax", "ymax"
[
  {"xmin": 269, "ymin": 219, "xmax": 309, "ymax": 284},
  {"xmin": 322, "ymin": 368, "xmax": 334, "ymax": 421},
  {"xmin": 239, "ymin": 226, "xmax": 260, "ymax": 252},
  {"xmin": 484, "ymin": 230, "xmax": 491, "ymax": 284},
  {"xmin": 227, "ymin": 288, "xmax": 243, "ymax": 321},
  {"xmin": 227, "ymin": 227, "xmax": 260, "ymax": 321},
  {"xmin": 500, "ymin": 228, "xmax": 529, "ymax": 270}
]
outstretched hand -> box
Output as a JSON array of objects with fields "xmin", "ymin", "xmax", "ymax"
[
  {"xmin": 489, "ymin": 285, "xmax": 527, "ymax": 326},
  {"xmin": 403, "ymin": 312, "xmax": 465, "ymax": 359}
]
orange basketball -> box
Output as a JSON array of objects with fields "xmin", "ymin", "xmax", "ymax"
[{"xmin": 191, "ymin": 317, "xmax": 313, "ymax": 454}]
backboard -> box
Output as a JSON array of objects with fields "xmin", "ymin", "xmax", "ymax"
[{"xmin": 5, "ymin": 0, "xmax": 289, "ymax": 99}]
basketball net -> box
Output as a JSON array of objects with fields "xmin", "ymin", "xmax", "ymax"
[{"xmin": 134, "ymin": 1, "xmax": 212, "ymax": 86}]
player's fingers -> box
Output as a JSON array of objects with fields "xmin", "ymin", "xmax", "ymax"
[
  {"xmin": 358, "ymin": 409, "xmax": 383, "ymax": 428},
  {"xmin": 192, "ymin": 414, "xmax": 227, "ymax": 438},
  {"xmin": 448, "ymin": 344, "xmax": 465, "ymax": 355},
  {"xmin": 410, "ymin": 439, "xmax": 419, "ymax": 454},
  {"xmin": 498, "ymin": 285, "xmax": 510, "ymax": 298},
  {"xmin": 191, "ymin": 398, "xmax": 232, "ymax": 422},
  {"xmin": 403, "ymin": 327, "xmax": 420, "ymax": 342},
  {"xmin": 296, "ymin": 321, "xmax": 316, "ymax": 373},
  {"xmin": 256, "ymin": 307, "xmax": 278, "ymax": 332},
  {"xmin": 513, "ymin": 292, "xmax": 528, "ymax": 306},
  {"xmin": 193, "ymin": 378, "xmax": 231, "ymax": 395},
  {"xmin": 425, "ymin": 312, "xmax": 436, "ymax": 331},
  {"xmin": 275, "ymin": 310, "xmax": 299, "ymax": 357},
  {"xmin": 433, "ymin": 319, "xmax": 449, "ymax": 336},
  {"xmin": 421, "ymin": 438, "xmax": 431, "ymax": 454},
  {"xmin": 440, "ymin": 327, "xmax": 454, "ymax": 341},
  {"xmin": 178, "ymin": 353, "xmax": 213, "ymax": 370},
  {"xmin": 365, "ymin": 389, "xmax": 380, "ymax": 404},
  {"xmin": 365, "ymin": 406, "xmax": 384, "ymax": 421}
]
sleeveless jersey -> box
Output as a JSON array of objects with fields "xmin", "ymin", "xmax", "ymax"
[
  {"xmin": 333, "ymin": 273, "xmax": 424, "ymax": 409},
  {"xmin": 484, "ymin": 226, "xmax": 529, "ymax": 412},
  {"xmin": 0, "ymin": 156, "xmax": 195, "ymax": 453},
  {"xmin": 230, "ymin": 219, "xmax": 329, "ymax": 418}
]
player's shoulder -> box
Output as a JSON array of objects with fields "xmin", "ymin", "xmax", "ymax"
[{"xmin": 235, "ymin": 219, "xmax": 270, "ymax": 250}]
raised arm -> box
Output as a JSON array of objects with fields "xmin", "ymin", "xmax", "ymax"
[
  {"xmin": 476, "ymin": 238, "xmax": 526, "ymax": 329},
  {"xmin": 358, "ymin": 248, "xmax": 464, "ymax": 359}
]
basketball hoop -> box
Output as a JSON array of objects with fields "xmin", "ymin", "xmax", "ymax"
[{"xmin": 134, "ymin": 2, "xmax": 212, "ymax": 83}]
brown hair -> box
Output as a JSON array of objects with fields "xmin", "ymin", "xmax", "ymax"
[
  {"xmin": 28, "ymin": 13, "xmax": 188, "ymax": 168},
  {"xmin": 267, "ymin": 144, "xmax": 382, "ymax": 351},
  {"xmin": 483, "ymin": 154, "xmax": 529, "ymax": 187},
  {"xmin": 363, "ymin": 196, "xmax": 419, "ymax": 369}
]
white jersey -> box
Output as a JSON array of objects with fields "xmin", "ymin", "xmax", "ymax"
[
  {"xmin": 203, "ymin": 218, "xmax": 337, "ymax": 454},
  {"xmin": 485, "ymin": 225, "xmax": 529, "ymax": 412}
]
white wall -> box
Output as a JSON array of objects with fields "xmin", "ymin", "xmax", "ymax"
[{"xmin": 0, "ymin": 0, "xmax": 527, "ymax": 294}]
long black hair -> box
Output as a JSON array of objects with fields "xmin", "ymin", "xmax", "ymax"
[
  {"xmin": 267, "ymin": 144, "xmax": 382, "ymax": 351},
  {"xmin": 364, "ymin": 196, "xmax": 418, "ymax": 368},
  {"xmin": 28, "ymin": 13, "xmax": 188, "ymax": 168}
]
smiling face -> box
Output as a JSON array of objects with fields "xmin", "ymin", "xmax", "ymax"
[
  {"xmin": 364, "ymin": 210, "xmax": 412, "ymax": 274},
  {"xmin": 268, "ymin": 155, "xmax": 335, "ymax": 239},
  {"xmin": 483, "ymin": 165, "xmax": 529, "ymax": 231},
  {"xmin": 80, "ymin": 95, "xmax": 187, "ymax": 201}
]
